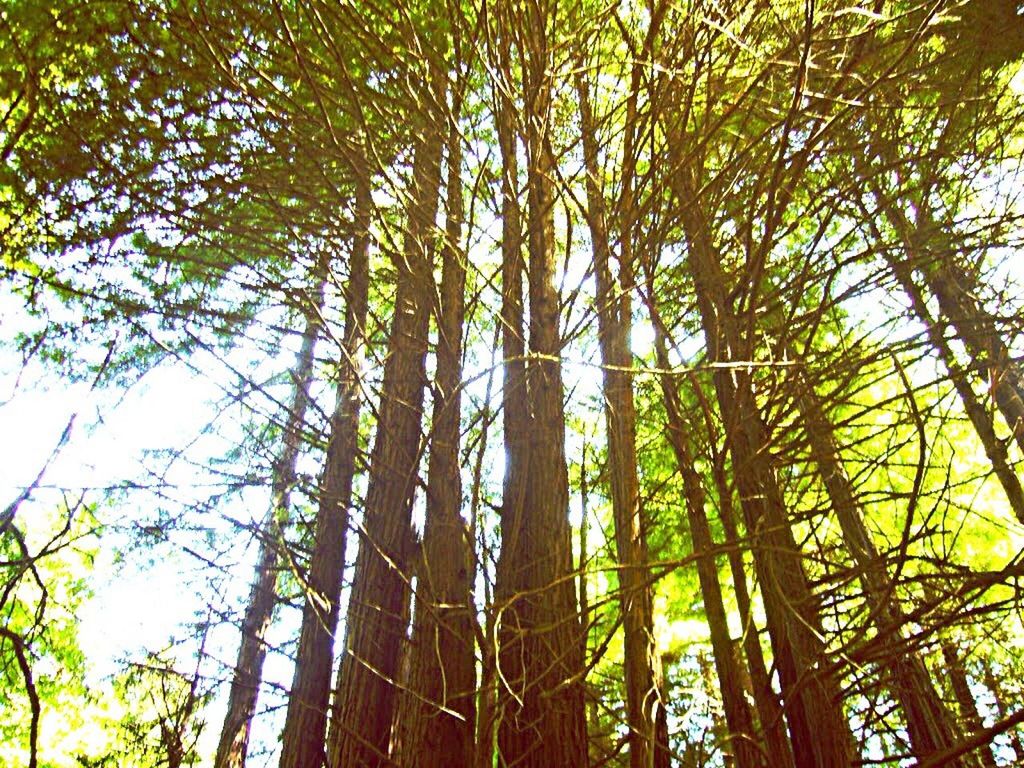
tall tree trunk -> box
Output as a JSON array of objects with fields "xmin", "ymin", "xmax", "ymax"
[
  {"xmin": 882, "ymin": 202, "xmax": 1024, "ymax": 455},
  {"xmin": 710, "ymin": 456, "xmax": 795, "ymax": 768},
  {"xmin": 327, "ymin": 86, "xmax": 445, "ymax": 767},
  {"xmin": 397, "ymin": 88, "xmax": 476, "ymax": 768},
  {"xmin": 651, "ymin": 321, "xmax": 763, "ymax": 768},
  {"xmin": 579, "ymin": 441, "xmax": 595, "ymax": 755},
  {"xmin": 795, "ymin": 370, "xmax": 963, "ymax": 764},
  {"xmin": 672, "ymin": 170, "xmax": 853, "ymax": 767},
  {"xmin": 215, "ymin": 264, "xmax": 325, "ymax": 768},
  {"xmin": 942, "ymin": 642, "xmax": 998, "ymax": 768},
  {"xmin": 492, "ymin": 1, "xmax": 587, "ymax": 762},
  {"xmin": 924, "ymin": 259, "xmax": 1024, "ymax": 452},
  {"xmin": 878, "ymin": 235, "xmax": 1024, "ymax": 524},
  {"xmin": 577, "ymin": 72, "xmax": 665, "ymax": 768},
  {"xmin": 277, "ymin": 170, "xmax": 372, "ymax": 768},
  {"xmin": 489, "ymin": 19, "xmax": 528, "ymax": 765},
  {"xmin": 982, "ymin": 658, "xmax": 1023, "ymax": 763},
  {"xmin": 475, "ymin": 30, "xmax": 526, "ymax": 764}
]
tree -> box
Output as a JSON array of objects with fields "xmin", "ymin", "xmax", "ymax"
[
  {"xmin": 276, "ymin": 171, "xmax": 371, "ymax": 768},
  {"xmin": 576, "ymin": 49, "xmax": 672, "ymax": 765},
  {"xmin": 327, "ymin": 49, "xmax": 447, "ymax": 768},
  {"xmin": 214, "ymin": 262, "xmax": 324, "ymax": 768},
  {"xmin": 395, "ymin": 62, "xmax": 476, "ymax": 765}
]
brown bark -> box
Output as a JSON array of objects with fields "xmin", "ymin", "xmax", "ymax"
[
  {"xmin": 882, "ymin": 246, "xmax": 1024, "ymax": 525},
  {"xmin": 917, "ymin": 710, "xmax": 1024, "ymax": 768},
  {"xmin": 579, "ymin": 440, "xmax": 590, "ymax": 668},
  {"xmin": 883, "ymin": 204, "xmax": 1024, "ymax": 456},
  {"xmin": 397, "ymin": 91, "xmax": 475, "ymax": 768},
  {"xmin": 215, "ymin": 265, "xmax": 325, "ymax": 768},
  {"xmin": 277, "ymin": 172, "xmax": 372, "ymax": 768},
  {"xmin": 653, "ymin": 325, "xmax": 764, "ymax": 768},
  {"xmin": 579, "ymin": 442, "xmax": 595, "ymax": 750},
  {"xmin": 697, "ymin": 651, "xmax": 733, "ymax": 767},
  {"xmin": 637, "ymin": 208, "xmax": 778, "ymax": 764},
  {"xmin": 577, "ymin": 72, "xmax": 666, "ymax": 768},
  {"xmin": 488, "ymin": 21, "xmax": 526, "ymax": 766},
  {"xmin": 711, "ymin": 459, "xmax": 795, "ymax": 768},
  {"xmin": 924, "ymin": 259, "xmax": 1024, "ymax": 454},
  {"xmin": 471, "ymin": 337, "xmax": 501, "ymax": 768},
  {"xmin": 942, "ymin": 642, "xmax": 998, "ymax": 768},
  {"xmin": 491, "ymin": 1, "xmax": 587, "ymax": 762},
  {"xmin": 672, "ymin": 170, "xmax": 853, "ymax": 767},
  {"xmin": 982, "ymin": 658, "xmax": 1023, "ymax": 763},
  {"xmin": 327, "ymin": 88, "xmax": 445, "ymax": 767},
  {"xmin": 655, "ymin": 654, "xmax": 672, "ymax": 768},
  {"xmin": 796, "ymin": 373, "xmax": 963, "ymax": 764},
  {"xmin": 476, "ymin": 612, "xmax": 499, "ymax": 768}
]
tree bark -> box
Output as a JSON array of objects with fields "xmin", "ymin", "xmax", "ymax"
[
  {"xmin": 673, "ymin": 169, "xmax": 853, "ymax": 767},
  {"xmin": 396, "ymin": 88, "xmax": 475, "ymax": 768},
  {"xmin": 883, "ymin": 203, "xmax": 1024, "ymax": 456},
  {"xmin": 982, "ymin": 657, "xmax": 1023, "ymax": 763},
  {"xmin": 653, "ymin": 324, "xmax": 764, "ymax": 768},
  {"xmin": 215, "ymin": 263, "xmax": 325, "ymax": 768},
  {"xmin": 795, "ymin": 370, "xmax": 963, "ymax": 764},
  {"xmin": 923, "ymin": 258, "xmax": 1024, "ymax": 454},
  {"xmin": 492, "ymin": 2, "xmax": 588, "ymax": 762},
  {"xmin": 327, "ymin": 87, "xmax": 445, "ymax": 767},
  {"xmin": 710, "ymin": 457, "xmax": 796, "ymax": 768},
  {"xmin": 277, "ymin": 170, "xmax": 372, "ymax": 768},
  {"xmin": 942, "ymin": 641, "xmax": 998, "ymax": 768},
  {"xmin": 879, "ymin": 238, "xmax": 1024, "ymax": 525},
  {"xmin": 577, "ymin": 72, "xmax": 666, "ymax": 768}
]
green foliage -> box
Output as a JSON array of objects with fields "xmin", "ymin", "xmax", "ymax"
[{"xmin": 1, "ymin": 502, "xmax": 100, "ymax": 768}]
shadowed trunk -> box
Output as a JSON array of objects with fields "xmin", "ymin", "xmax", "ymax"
[
  {"xmin": 577, "ymin": 72, "xmax": 666, "ymax": 768},
  {"xmin": 397, "ymin": 87, "xmax": 475, "ymax": 768},
  {"xmin": 277, "ymin": 171, "xmax": 372, "ymax": 768},
  {"xmin": 653, "ymin": 326, "xmax": 764, "ymax": 768},
  {"xmin": 982, "ymin": 658, "xmax": 1024, "ymax": 763},
  {"xmin": 710, "ymin": 458, "xmax": 795, "ymax": 768},
  {"xmin": 922, "ymin": 258, "xmax": 1024, "ymax": 454},
  {"xmin": 327, "ymin": 80, "xmax": 445, "ymax": 767},
  {"xmin": 942, "ymin": 642, "xmax": 998, "ymax": 768},
  {"xmin": 491, "ymin": 1, "xmax": 587, "ymax": 762},
  {"xmin": 674, "ymin": 169, "xmax": 853, "ymax": 767},
  {"xmin": 795, "ymin": 370, "xmax": 963, "ymax": 764},
  {"xmin": 215, "ymin": 264, "xmax": 325, "ymax": 768},
  {"xmin": 882, "ymin": 202, "xmax": 1024, "ymax": 456},
  {"xmin": 640, "ymin": 258, "xmax": 762, "ymax": 767},
  {"xmin": 879, "ymin": 238, "xmax": 1024, "ymax": 525}
]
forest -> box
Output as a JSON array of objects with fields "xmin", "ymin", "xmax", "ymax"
[{"xmin": 2, "ymin": 0, "xmax": 1024, "ymax": 766}]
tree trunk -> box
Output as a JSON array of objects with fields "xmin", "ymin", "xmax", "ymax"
[
  {"xmin": 942, "ymin": 642, "xmax": 998, "ymax": 768},
  {"xmin": 883, "ymin": 203, "xmax": 1024, "ymax": 455},
  {"xmin": 215, "ymin": 264, "xmax": 325, "ymax": 768},
  {"xmin": 654, "ymin": 329, "xmax": 764, "ymax": 768},
  {"xmin": 577, "ymin": 72, "xmax": 666, "ymax": 768},
  {"xmin": 492, "ymin": 1, "xmax": 587, "ymax": 761},
  {"xmin": 795, "ymin": 371, "xmax": 963, "ymax": 764},
  {"xmin": 327, "ymin": 87, "xmax": 445, "ymax": 767},
  {"xmin": 982, "ymin": 658, "xmax": 1023, "ymax": 763},
  {"xmin": 710, "ymin": 458, "xmax": 795, "ymax": 768},
  {"xmin": 673, "ymin": 170, "xmax": 853, "ymax": 767},
  {"xmin": 924, "ymin": 258, "xmax": 1024, "ymax": 453},
  {"xmin": 277, "ymin": 171, "xmax": 372, "ymax": 768},
  {"xmin": 396, "ymin": 90, "xmax": 476, "ymax": 768},
  {"xmin": 880, "ymin": 239, "xmax": 1024, "ymax": 524},
  {"xmin": 641, "ymin": 269, "xmax": 762, "ymax": 767}
]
